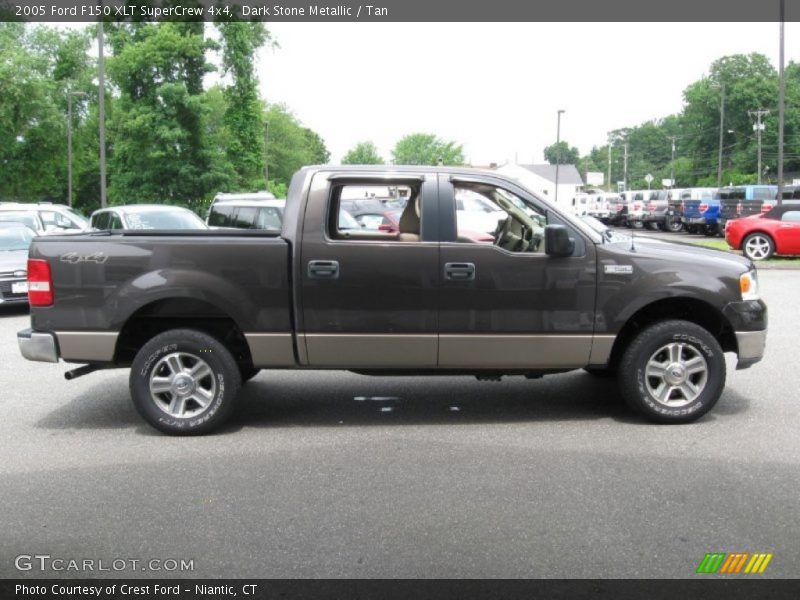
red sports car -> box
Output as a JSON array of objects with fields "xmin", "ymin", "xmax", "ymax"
[{"xmin": 725, "ymin": 204, "xmax": 800, "ymax": 260}]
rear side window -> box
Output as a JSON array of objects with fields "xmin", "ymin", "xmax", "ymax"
[
  {"xmin": 255, "ymin": 207, "xmax": 283, "ymax": 230},
  {"xmin": 233, "ymin": 207, "xmax": 258, "ymax": 228},
  {"xmin": 92, "ymin": 212, "xmax": 109, "ymax": 229},
  {"xmin": 330, "ymin": 183, "xmax": 415, "ymax": 240},
  {"xmin": 108, "ymin": 213, "xmax": 124, "ymax": 230},
  {"xmin": 208, "ymin": 205, "xmax": 233, "ymax": 227}
]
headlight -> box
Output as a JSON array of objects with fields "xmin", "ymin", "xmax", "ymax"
[{"xmin": 740, "ymin": 270, "xmax": 759, "ymax": 301}]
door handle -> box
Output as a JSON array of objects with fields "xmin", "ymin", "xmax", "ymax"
[
  {"xmin": 307, "ymin": 260, "xmax": 340, "ymax": 279},
  {"xmin": 444, "ymin": 262, "xmax": 475, "ymax": 281}
]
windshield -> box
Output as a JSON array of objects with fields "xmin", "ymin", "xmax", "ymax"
[
  {"xmin": 0, "ymin": 212, "xmax": 39, "ymax": 230},
  {"xmin": 63, "ymin": 207, "xmax": 89, "ymax": 228},
  {"xmin": 124, "ymin": 209, "xmax": 207, "ymax": 230},
  {"xmin": 0, "ymin": 227, "xmax": 34, "ymax": 251}
]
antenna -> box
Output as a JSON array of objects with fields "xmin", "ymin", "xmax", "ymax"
[{"xmin": 630, "ymin": 230, "xmax": 636, "ymax": 252}]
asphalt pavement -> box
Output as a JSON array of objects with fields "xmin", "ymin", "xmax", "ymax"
[{"xmin": 0, "ymin": 271, "xmax": 798, "ymax": 579}]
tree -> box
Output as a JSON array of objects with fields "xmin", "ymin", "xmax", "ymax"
[
  {"xmin": 342, "ymin": 141, "xmax": 383, "ymax": 165},
  {"xmin": 263, "ymin": 103, "xmax": 330, "ymax": 185},
  {"xmin": 392, "ymin": 133, "xmax": 463, "ymax": 166},
  {"xmin": 216, "ymin": 22, "xmax": 271, "ymax": 190},
  {"xmin": 544, "ymin": 140, "xmax": 580, "ymax": 166}
]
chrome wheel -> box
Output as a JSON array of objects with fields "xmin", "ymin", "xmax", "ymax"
[
  {"xmin": 644, "ymin": 343, "xmax": 708, "ymax": 408},
  {"xmin": 743, "ymin": 234, "xmax": 772, "ymax": 261},
  {"xmin": 148, "ymin": 352, "xmax": 216, "ymax": 418}
]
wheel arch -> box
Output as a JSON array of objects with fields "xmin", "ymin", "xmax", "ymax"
[
  {"xmin": 113, "ymin": 296, "xmax": 254, "ymax": 369},
  {"xmin": 606, "ymin": 296, "xmax": 737, "ymax": 371}
]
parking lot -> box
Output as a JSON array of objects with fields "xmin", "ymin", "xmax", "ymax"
[{"xmin": 1, "ymin": 268, "xmax": 799, "ymax": 579}]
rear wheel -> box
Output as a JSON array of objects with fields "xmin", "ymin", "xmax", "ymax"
[
  {"xmin": 130, "ymin": 329, "xmax": 242, "ymax": 435},
  {"xmin": 742, "ymin": 233, "xmax": 774, "ymax": 261},
  {"xmin": 667, "ymin": 218, "xmax": 683, "ymax": 233},
  {"xmin": 618, "ymin": 320, "xmax": 725, "ymax": 423}
]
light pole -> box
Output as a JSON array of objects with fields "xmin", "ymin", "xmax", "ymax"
[
  {"xmin": 263, "ymin": 120, "xmax": 269, "ymax": 188},
  {"xmin": 67, "ymin": 90, "xmax": 88, "ymax": 208},
  {"xmin": 97, "ymin": 19, "xmax": 107, "ymax": 208},
  {"xmin": 554, "ymin": 109, "xmax": 565, "ymax": 204},
  {"xmin": 714, "ymin": 83, "xmax": 726, "ymax": 189}
]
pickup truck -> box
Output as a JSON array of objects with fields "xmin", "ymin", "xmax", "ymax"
[
  {"xmin": 682, "ymin": 198, "xmax": 722, "ymax": 236},
  {"xmin": 17, "ymin": 166, "xmax": 767, "ymax": 434}
]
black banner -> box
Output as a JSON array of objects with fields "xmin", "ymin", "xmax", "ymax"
[
  {"xmin": 0, "ymin": 0, "xmax": 798, "ymax": 23},
  {"xmin": 2, "ymin": 580, "xmax": 800, "ymax": 600}
]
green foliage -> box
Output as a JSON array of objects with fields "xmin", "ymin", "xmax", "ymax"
[
  {"xmin": 264, "ymin": 103, "xmax": 330, "ymax": 184},
  {"xmin": 342, "ymin": 141, "xmax": 383, "ymax": 165},
  {"xmin": 544, "ymin": 140, "xmax": 579, "ymax": 165},
  {"xmin": 392, "ymin": 133, "xmax": 464, "ymax": 166}
]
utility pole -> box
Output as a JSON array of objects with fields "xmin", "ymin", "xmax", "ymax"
[
  {"xmin": 778, "ymin": 0, "xmax": 786, "ymax": 204},
  {"xmin": 623, "ymin": 142, "xmax": 628, "ymax": 192},
  {"xmin": 717, "ymin": 83, "xmax": 725, "ymax": 188},
  {"xmin": 97, "ymin": 20, "xmax": 107, "ymax": 208},
  {"xmin": 670, "ymin": 136, "xmax": 677, "ymax": 188},
  {"xmin": 607, "ymin": 141, "xmax": 612, "ymax": 192},
  {"xmin": 554, "ymin": 109, "xmax": 565, "ymax": 204},
  {"xmin": 749, "ymin": 109, "xmax": 770, "ymax": 184},
  {"xmin": 67, "ymin": 90, "xmax": 88, "ymax": 208}
]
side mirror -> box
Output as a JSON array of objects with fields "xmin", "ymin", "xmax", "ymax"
[{"xmin": 544, "ymin": 224, "xmax": 575, "ymax": 257}]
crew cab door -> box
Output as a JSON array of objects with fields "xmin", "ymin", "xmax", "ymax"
[
  {"xmin": 298, "ymin": 172, "xmax": 440, "ymax": 367},
  {"xmin": 437, "ymin": 174, "xmax": 598, "ymax": 369}
]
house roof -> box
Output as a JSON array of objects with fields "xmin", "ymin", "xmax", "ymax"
[{"xmin": 516, "ymin": 164, "xmax": 584, "ymax": 185}]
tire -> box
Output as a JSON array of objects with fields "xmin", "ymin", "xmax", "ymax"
[
  {"xmin": 240, "ymin": 367, "xmax": 261, "ymax": 382},
  {"xmin": 129, "ymin": 329, "xmax": 242, "ymax": 435},
  {"xmin": 618, "ymin": 320, "xmax": 726, "ymax": 424},
  {"xmin": 742, "ymin": 232, "xmax": 775, "ymax": 261},
  {"xmin": 631, "ymin": 220, "xmax": 644, "ymax": 230},
  {"xmin": 685, "ymin": 225, "xmax": 698, "ymax": 234},
  {"xmin": 584, "ymin": 366, "xmax": 616, "ymax": 378},
  {"xmin": 667, "ymin": 218, "xmax": 683, "ymax": 233},
  {"xmin": 702, "ymin": 225, "xmax": 717, "ymax": 237}
]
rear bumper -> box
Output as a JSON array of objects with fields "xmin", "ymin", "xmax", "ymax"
[
  {"xmin": 17, "ymin": 328, "xmax": 59, "ymax": 363},
  {"xmin": 735, "ymin": 330, "xmax": 766, "ymax": 369}
]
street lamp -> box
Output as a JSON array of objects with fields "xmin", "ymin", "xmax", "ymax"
[
  {"xmin": 554, "ymin": 109, "xmax": 565, "ymax": 204},
  {"xmin": 67, "ymin": 90, "xmax": 88, "ymax": 208}
]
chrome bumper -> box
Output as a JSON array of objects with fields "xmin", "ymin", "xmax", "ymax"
[
  {"xmin": 735, "ymin": 330, "xmax": 766, "ymax": 370},
  {"xmin": 17, "ymin": 328, "xmax": 59, "ymax": 363}
]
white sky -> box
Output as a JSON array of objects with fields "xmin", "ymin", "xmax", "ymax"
[{"xmin": 254, "ymin": 22, "xmax": 800, "ymax": 165}]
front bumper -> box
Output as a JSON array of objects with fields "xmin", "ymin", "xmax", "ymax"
[
  {"xmin": 735, "ymin": 330, "xmax": 766, "ymax": 369},
  {"xmin": 17, "ymin": 328, "xmax": 59, "ymax": 363},
  {"xmin": 682, "ymin": 216, "xmax": 707, "ymax": 225}
]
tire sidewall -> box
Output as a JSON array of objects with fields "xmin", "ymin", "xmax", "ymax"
[
  {"xmin": 743, "ymin": 233, "xmax": 774, "ymax": 261},
  {"xmin": 130, "ymin": 331, "xmax": 239, "ymax": 434},
  {"xmin": 622, "ymin": 322, "xmax": 725, "ymax": 423}
]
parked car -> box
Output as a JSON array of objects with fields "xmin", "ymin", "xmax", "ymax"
[
  {"xmin": 353, "ymin": 207, "xmax": 494, "ymax": 243},
  {"xmin": 0, "ymin": 224, "xmax": 36, "ymax": 305},
  {"xmin": 619, "ymin": 190, "xmax": 655, "ymax": 229},
  {"xmin": 725, "ymin": 202, "xmax": 800, "ymax": 260},
  {"xmin": 642, "ymin": 190, "xmax": 684, "ymax": 231},
  {"xmin": 676, "ymin": 188, "xmax": 716, "ymax": 234},
  {"xmin": 587, "ymin": 192, "xmax": 619, "ymax": 223},
  {"xmin": 0, "ymin": 202, "xmax": 90, "ymax": 235},
  {"xmin": 662, "ymin": 188, "xmax": 687, "ymax": 232},
  {"xmin": 455, "ymin": 189, "xmax": 507, "ymax": 234},
  {"xmin": 717, "ymin": 185, "xmax": 777, "ymax": 232},
  {"xmin": 18, "ymin": 166, "xmax": 766, "ymax": 434},
  {"xmin": 207, "ymin": 198, "xmax": 285, "ymax": 230},
  {"xmin": 91, "ymin": 205, "xmax": 208, "ymax": 230}
]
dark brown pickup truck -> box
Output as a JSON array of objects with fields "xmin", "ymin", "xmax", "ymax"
[{"xmin": 18, "ymin": 166, "xmax": 767, "ymax": 434}]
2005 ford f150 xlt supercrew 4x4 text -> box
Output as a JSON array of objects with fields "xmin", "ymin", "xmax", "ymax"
[{"xmin": 17, "ymin": 167, "xmax": 767, "ymax": 434}]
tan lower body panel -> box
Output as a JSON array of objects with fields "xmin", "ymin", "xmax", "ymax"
[
  {"xmin": 55, "ymin": 331, "xmax": 118, "ymax": 362},
  {"xmin": 245, "ymin": 333, "xmax": 296, "ymax": 367},
  {"xmin": 303, "ymin": 334, "xmax": 438, "ymax": 367},
  {"xmin": 438, "ymin": 334, "xmax": 594, "ymax": 368},
  {"xmin": 588, "ymin": 335, "xmax": 616, "ymax": 366}
]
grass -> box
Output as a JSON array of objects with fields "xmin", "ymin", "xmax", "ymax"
[{"xmin": 679, "ymin": 236, "xmax": 800, "ymax": 266}]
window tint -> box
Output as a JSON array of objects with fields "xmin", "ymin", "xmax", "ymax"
[
  {"xmin": 232, "ymin": 207, "xmax": 258, "ymax": 229},
  {"xmin": 782, "ymin": 211, "xmax": 800, "ymax": 222},
  {"xmin": 108, "ymin": 213, "xmax": 124, "ymax": 230},
  {"xmin": 255, "ymin": 207, "xmax": 283, "ymax": 230},
  {"xmin": 208, "ymin": 205, "xmax": 233, "ymax": 227}
]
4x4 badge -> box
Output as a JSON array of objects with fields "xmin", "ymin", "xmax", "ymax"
[{"xmin": 60, "ymin": 252, "xmax": 108, "ymax": 264}]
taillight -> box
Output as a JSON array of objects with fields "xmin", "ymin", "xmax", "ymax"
[
  {"xmin": 633, "ymin": 202, "xmax": 642, "ymax": 211},
  {"xmin": 647, "ymin": 202, "xmax": 655, "ymax": 212},
  {"xmin": 680, "ymin": 201, "xmax": 685, "ymax": 212},
  {"xmin": 616, "ymin": 203, "xmax": 623, "ymax": 212},
  {"xmin": 27, "ymin": 259, "xmax": 53, "ymax": 306},
  {"xmin": 699, "ymin": 203, "xmax": 708, "ymax": 213}
]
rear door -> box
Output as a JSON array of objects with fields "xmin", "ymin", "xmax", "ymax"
[
  {"xmin": 437, "ymin": 174, "xmax": 598, "ymax": 369},
  {"xmin": 299, "ymin": 172, "xmax": 440, "ymax": 367}
]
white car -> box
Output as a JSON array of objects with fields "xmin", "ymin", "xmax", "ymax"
[
  {"xmin": 455, "ymin": 190, "xmax": 507, "ymax": 234},
  {"xmin": 0, "ymin": 202, "xmax": 90, "ymax": 235},
  {"xmin": 91, "ymin": 205, "xmax": 208, "ymax": 230}
]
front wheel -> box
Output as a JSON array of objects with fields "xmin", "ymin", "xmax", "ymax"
[
  {"xmin": 742, "ymin": 233, "xmax": 775, "ymax": 261},
  {"xmin": 130, "ymin": 329, "xmax": 242, "ymax": 435},
  {"xmin": 667, "ymin": 218, "xmax": 683, "ymax": 233},
  {"xmin": 618, "ymin": 320, "xmax": 725, "ymax": 423}
]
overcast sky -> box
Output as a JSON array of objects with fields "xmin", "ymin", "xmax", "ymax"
[{"xmin": 254, "ymin": 22, "xmax": 800, "ymax": 165}]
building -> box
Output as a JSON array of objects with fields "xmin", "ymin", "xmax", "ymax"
[{"xmin": 495, "ymin": 163, "xmax": 584, "ymax": 210}]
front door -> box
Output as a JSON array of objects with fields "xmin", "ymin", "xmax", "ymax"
[
  {"xmin": 299, "ymin": 172, "xmax": 440, "ymax": 367},
  {"xmin": 437, "ymin": 174, "xmax": 597, "ymax": 369}
]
